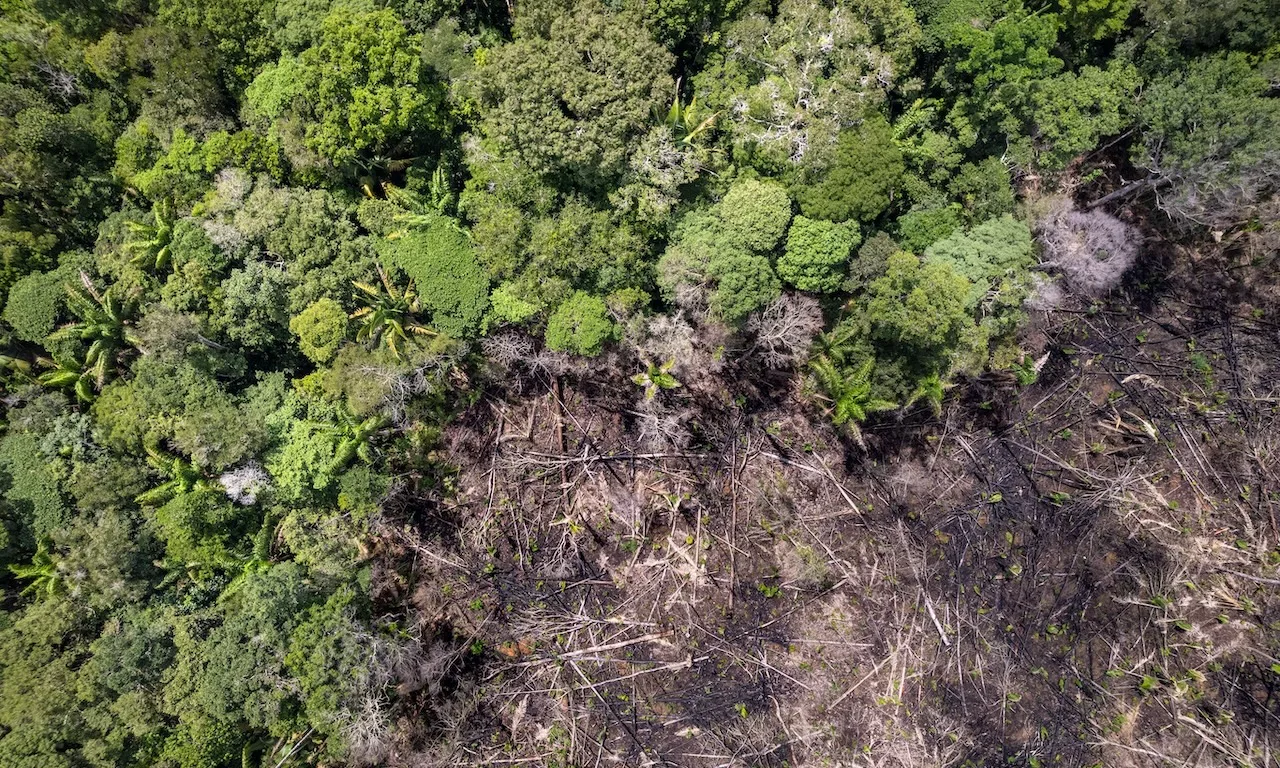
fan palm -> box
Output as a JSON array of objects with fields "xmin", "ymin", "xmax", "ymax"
[
  {"xmin": 39, "ymin": 274, "xmax": 140, "ymax": 399},
  {"xmin": 905, "ymin": 372, "xmax": 950, "ymax": 417},
  {"xmin": 350, "ymin": 265, "xmax": 435, "ymax": 360},
  {"xmin": 37, "ymin": 357, "xmax": 97, "ymax": 403},
  {"xmin": 809, "ymin": 355, "xmax": 897, "ymax": 443},
  {"xmin": 657, "ymin": 80, "xmax": 718, "ymax": 145},
  {"xmin": 124, "ymin": 198, "xmax": 177, "ymax": 272},
  {"xmin": 632, "ymin": 358, "xmax": 682, "ymax": 401},
  {"xmin": 382, "ymin": 176, "xmax": 456, "ymax": 236},
  {"xmin": 9, "ymin": 537, "xmax": 64, "ymax": 599},
  {"xmin": 136, "ymin": 446, "xmax": 218, "ymax": 506},
  {"xmin": 325, "ymin": 407, "xmax": 389, "ymax": 475}
]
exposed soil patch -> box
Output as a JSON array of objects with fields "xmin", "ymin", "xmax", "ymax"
[{"xmin": 383, "ymin": 261, "xmax": 1280, "ymax": 767}]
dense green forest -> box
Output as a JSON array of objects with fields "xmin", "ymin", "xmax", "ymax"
[{"xmin": 1, "ymin": 0, "xmax": 1279, "ymax": 764}]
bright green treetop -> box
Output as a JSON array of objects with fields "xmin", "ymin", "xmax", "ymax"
[{"xmin": 244, "ymin": 7, "xmax": 445, "ymax": 169}]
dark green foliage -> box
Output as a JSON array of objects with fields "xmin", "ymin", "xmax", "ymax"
[
  {"xmin": 377, "ymin": 217, "xmax": 489, "ymax": 338},
  {"xmin": 477, "ymin": 4, "xmax": 674, "ymax": 193},
  {"xmin": 1139, "ymin": 0, "xmax": 1280, "ymax": 53},
  {"xmin": 1136, "ymin": 53, "xmax": 1280, "ymax": 222},
  {"xmin": 941, "ymin": 1, "xmax": 1065, "ymax": 151},
  {"xmin": 1018, "ymin": 59, "xmax": 1141, "ymax": 170},
  {"xmin": 847, "ymin": 231, "xmax": 900, "ymax": 291},
  {"xmin": 161, "ymin": 220, "xmax": 231, "ymax": 314},
  {"xmin": 779, "ymin": 217, "xmax": 860, "ymax": 293},
  {"xmin": 162, "ymin": 563, "xmax": 317, "ymax": 766},
  {"xmin": 896, "ymin": 205, "xmax": 963, "ymax": 253},
  {"xmin": 657, "ymin": 178, "xmax": 793, "ymax": 324},
  {"xmin": 545, "ymin": 291, "xmax": 615, "ymax": 356},
  {"xmin": 0, "ymin": 73, "xmax": 119, "ymax": 287},
  {"xmin": 156, "ymin": 0, "xmax": 276, "ymax": 90},
  {"xmin": 631, "ymin": 0, "xmax": 748, "ymax": 51},
  {"xmin": 4, "ymin": 268, "xmax": 64, "ymax": 343},
  {"xmin": 949, "ymin": 158, "xmax": 1017, "ymax": 223},
  {"xmin": 796, "ymin": 116, "xmax": 905, "ymax": 224},
  {"xmin": 92, "ymin": 356, "xmax": 272, "ymax": 471},
  {"xmin": 283, "ymin": 584, "xmax": 375, "ymax": 751}
]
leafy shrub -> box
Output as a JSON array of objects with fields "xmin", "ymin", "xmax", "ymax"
[
  {"xmin": 924, "ymin": 214, "xmax": 1035, "ymax": 306},
  {"xmin": 378, "ymin": 217, "xmax": 489, "ymax": 338},
  {"xmin": 290, "ymin": 298, "xmax": 348, "ymax": 364},
  {"xmin": 216, "ymin": 262, "xmax": 291, "ymax": 352},
  {"xmin": 155, "ymin": 490, "xmax": 252, "ymax": 568},
  {"xmin": 656, "ymin": 179, "xmax": 794, "ymax": 323},
  {"xmin": 778, "ymin": 216, "xmax": 860, "ymax": 293},
  {"xmin": 545, "ymin": 292, "xmax": 614, "ymax": 356},
  {"xmin": 867, "ymin": 251, "xmax": 973, "ymax": 358},
  {"xmin": 718, "ymin": 179, "xmax": 794, "ymax": 254},
  {"xmin": 949, "ymin": 158, "xmax": 1016, "ymax": 223},
  {"xmin": 797, "ymin": 115, "xmax": 904, "ymax": 224},
  {"xmin": 896, "ymin": 205, "xmax": 963, "ymax": 253},
  {"xmin": 708, "ymin": 252, "xmax": 780, "ymax": 324},
  {"xmin": 489, "ymin": 282, "xmax": 541, "ymax": 325},
  {"xmin": 0, "ymin": 433, "xmax": 68, "ymax": 547},
  {"xmin": 3, "ymin": 270, "xmax": 64, "ymax": 343},
  {"xmin": 846, "ymin": 231, "xmax": 899, "ymax": 291}
]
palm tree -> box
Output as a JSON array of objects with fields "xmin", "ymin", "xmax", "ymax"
[
  {"xmin": 350, "ymin": 265, "xmax": 434, "ymax": 360},
  {"xmin": 632, "ymin": 358, "xmax": 682, "ymax": 401},
  {"xmin": 381, "ymin": 176, "xmax": 456, "ymax": 236},
  {"xmin": 905, "ymin": 372, "xmax": 949, "ymax": 417},
  {"xmin": 325, "ymin": 407, "xmax": 389, "ymax": 475},
  {"xmin": 136, "ymin": 446, "xmax": 218, "ymax": 506},
  {"xmin": 37, "ymin": 357, "xmax": 97, "ymax": 403},
  {"xmin": 124, "ymin": 198, "xmax": 177, "ymax": 272},
  {"xmin": 9, "ymin": 537, "xmax": 64, "ymax": 599},
  {"xmin": 808, "ymin": 355, "xmax": 897, "ymax": 444},
  {"xmin": 0, "ymin": 331, "xmax": 37, "ymax": 387},
  {"xmin": 39, "ymin": 274, "xmax": 140, "ymax": 400},
  {"xmin": 657, "ymin": 79, "xmax": 718, "ymax": 145}
]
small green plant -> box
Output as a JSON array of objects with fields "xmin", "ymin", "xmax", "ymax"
[
  {"xmin": 757, "ymin": 582, "xmax": 782, "ymax": 598},
  {"xmin": 632, "ymin": 358, "xmax": 681, "ymax": 401},
  {"xmin": 1010, "ymin": 354, "xmax": 1043, "ymax": 387},
  {"xmin": 1138, "ymin": 674, "xmax": 1159, "ymax": 695}
]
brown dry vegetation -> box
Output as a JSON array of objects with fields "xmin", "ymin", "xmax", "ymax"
[{"xmin": 361, "ymin": 225, "xmax": 1280, "ymax": 768}]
